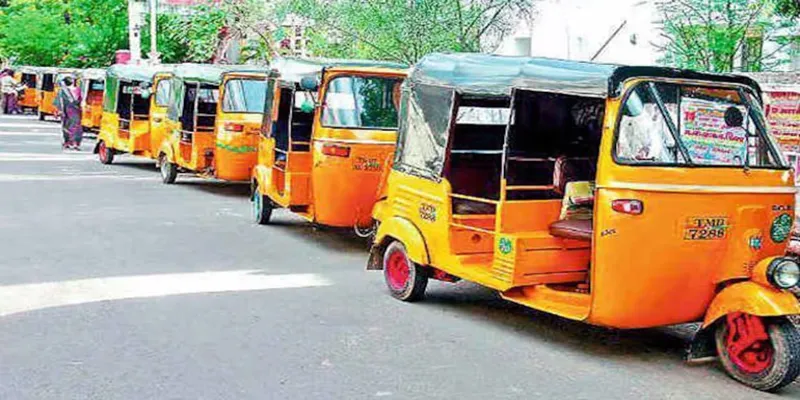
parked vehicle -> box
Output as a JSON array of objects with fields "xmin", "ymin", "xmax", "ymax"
[
  {"xmin": 251, "ymin": 58, "xmax": 406, "ymax": 230},
  {"xmin": 14, "ymin": 66, "xmax": 39, "ymax": 113},
  {"xmin": 369, "ymin": 53, "xmax": 800, "ymax": 392},
  {"xmin": 94, "ymin": 64, "xmax": 173, "ymax": 164},
  {"xmin": 79, "ymin": 68, "xmax": 107, "ymax": 134},
  {"xmin": 157, "ymin": 64, "xmax": 272, "ymax": 183}
]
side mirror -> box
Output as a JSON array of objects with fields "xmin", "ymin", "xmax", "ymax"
[
  {"xmin": 300, "ymin": 76, "xmax": 320, "ymax": 92},
  {"xmin": 623, "ymin": 91, "xmax": 644, "ymax": 117}
]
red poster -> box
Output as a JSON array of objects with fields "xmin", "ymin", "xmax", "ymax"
[{"xmin": 765, "ymin": 91, "xmax": 800, "ymax": 146}]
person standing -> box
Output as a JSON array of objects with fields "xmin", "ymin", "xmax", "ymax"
[
  {"xmin": 0, "ymin": 69, "xmax": 21, "ymax": 114},
  {"xmin": 54, "ymin": 76, "xmax": 83, "ymax": 150}
]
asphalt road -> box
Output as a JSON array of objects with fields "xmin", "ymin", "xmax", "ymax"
[{"xmin": 0, "ymin": 114, "xmax": 797, "ymax": 400}]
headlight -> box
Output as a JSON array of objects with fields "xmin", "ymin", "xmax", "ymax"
[{"xmin": 767, "ymin": 258, "xmax": 800, "ymax": 289}]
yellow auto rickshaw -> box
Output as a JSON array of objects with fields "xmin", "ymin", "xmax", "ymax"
[
  {"xmin": 15, "ymin": 66, "xmax": 39, "ymax": 113},
  {"xmin": 94, "ymin": 64, "xmax": 174, "ymax": 164},
  {"xmin": 157, "ymin": 64, "xmax": 272, "ymax": 183},
  {"xmin": 36, "ymin": 68, "xmax": 60, "ymax": 121},
  {"xmin": 251, "ymin": 58, "xmax": 406, "ymax": 230},
  {"xmin": 369, "ymin": 53, "xmax": 800, "ymax": 392},
  {"xmin": 80, "ymin": 68, "xmax": 106, "ymax": 133}
]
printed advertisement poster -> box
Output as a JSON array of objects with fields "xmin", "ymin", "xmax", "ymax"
[
  {"xmin": 680, "ymin": 98, "xmax": 747, "ymax": 165},
  {"xmin": 765, "ymin": 91, "xmax": 800, "ymax": 144}
]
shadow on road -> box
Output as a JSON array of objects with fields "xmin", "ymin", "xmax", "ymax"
[
  {"xmin": 419, "ymin": 282, "xmax": 709, "ymax": 366},
  {"xmin": 175, "ymin": 180, "xmax": 251, "ymax": 198},
  {"xmin": 258, "ymin": 213, "xmax": 370, "ymax": 254},
  {"xmin": 107, "ymin": 161, "xmax": 158, "ymax": 172}
]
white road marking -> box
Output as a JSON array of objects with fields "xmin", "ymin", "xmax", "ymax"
[
  {"xmin": 0, "ymin": 115, "xmax": 40, "ymax": 120},
  {"xmin": 0, "ymin": 131, "xmax": 59, "ymax": 136},
  {"xmin": 0, "ymin": 123, "xmax": 61, "ymax": 129},
  {"xmin": 0, "ymin": 152, "xmax": 93, "ymax": 161},
  {"xmin": 0, "ymin": 173, "xmax": 150, "ymax": 182},
  {"xmin": 0, "ymin": 271, "xmax": 332, "ymax": 317}
]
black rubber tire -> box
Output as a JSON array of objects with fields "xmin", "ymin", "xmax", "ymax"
[
  {"xmin": 383, "ymin": 241, "xmax": 428, "ymax": 302},
  {"xmin": 252, "ymin": 184, "xmax": 273, "ymax": 225},
  {"xmin": 38, "ymin": 112, "xmax": 44, "ymax": 121},
  {"xmin": 716, "ymin": 316, "xmax": 800, "ymax": 392},
  {"xmin": 159, "ymin": 154, "xmax": 177, "ymax": 184},
  {"xmin": 98, "ymin": 141, "xmax": 114, "ymax": 165}
]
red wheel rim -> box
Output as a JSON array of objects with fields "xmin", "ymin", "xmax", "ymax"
[
  {"xmin": 725, "ymin": 312, "xmax": 774, "ymax": 375},
  {"xmin": 99, "ymin": 142, "xmax": 107, "ymax": 162},
  {"xmin": 386, "ymin": 249, "xmax": 410, "ymax": 291}
]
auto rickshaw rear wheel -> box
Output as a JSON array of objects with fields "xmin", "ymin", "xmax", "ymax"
[
  {"xmin": 158, "ymin": 154, "xmax": 177, "ymax": 184},
  {"xmin": 252, "ymin": 185, "xmax": 273, "ymax": 225},
  {"xmin": 383, "ymin": 241, "xmax": 428, "ymax": 302},
  {"xmin": 715, "ymin": 313, "xmax": 800, "ymax": 392},
  {"xmin": 38, "ymin": 112, "xmax": 44, "ymax": 121},
  {"xmin": 98, "ymin": 141, "xmax": 114, "ymax": 165}
]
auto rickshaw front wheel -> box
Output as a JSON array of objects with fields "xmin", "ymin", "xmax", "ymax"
[
  {"xmin": 715, "ymin": 313, "xmax": 800, "ymax": 392},
  {"xmin": 159, "ymin": 154, "xmax": 177, "ymax": 184},
  {"xmin": 97, "ymin": 141, "xmax": 114, "ymax": 165},
  {"xmin": 383, "ymin": 241, "xmax": 428, "ymax": 302}
]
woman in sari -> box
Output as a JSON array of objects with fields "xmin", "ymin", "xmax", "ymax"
[{"xmin": 55, "ymin": 76, "xmax": 83, "ymax": 150}]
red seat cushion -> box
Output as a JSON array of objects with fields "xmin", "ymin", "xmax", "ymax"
[{"xmin": 549, "ymin": 219, "xmax": 593, "ymax": 241}]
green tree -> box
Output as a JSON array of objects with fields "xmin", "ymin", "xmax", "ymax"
[
  {"xmin": 656, "ymin": 0, "xmax": 799, "ymax": 72},
  {"xmin": 775, "ymin": 0, "xmax": 800, "ymax": 18},
  {"xmin": 277, "ymin": 0, "xmax": 534, "ymax": 64},
  {"xmin": 0, "ymin": 0, "xmax": 70, "ymax": 66}
]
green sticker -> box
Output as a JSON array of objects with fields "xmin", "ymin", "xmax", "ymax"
[
  {"xmin": 498, "ymin": 237, "xmax": 513, "ymax": 255},
  {"xmin": 770, "ymin": 213, "xmax": 792, "ymax": 243}
]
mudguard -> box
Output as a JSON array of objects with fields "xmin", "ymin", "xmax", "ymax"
[
  {"xmin": 369, "ymin": 216, "xmax": 429, "ymax": 269},
  {"xmin": 252, "ymin": 165, "xmax": 271, "ymax": 195},
  {"xmin": 158, "ymin": 139, "xmax": 175, "ymax": 165},
  {"xmin": 702, "ymin": 281, "xmax": 800, "ymax": 328}
]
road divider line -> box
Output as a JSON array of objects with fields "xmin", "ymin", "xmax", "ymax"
[
  {"xmin": 0, "ymin": 131, "xmax": 60, "ymax": 137},
  {"xmin": 0, "ymin": 123, "xmax": 62, "ymax": 129},
  {"xmin": 0, "ymin": 174, "xmax": 152, "ymax": 182},
  {"xmin": 0, "ymin": 271, "xmax": 333, "ymax": 317}
]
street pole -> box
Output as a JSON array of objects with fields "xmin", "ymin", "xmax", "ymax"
[
  {"xmin": 149, "ymin": 0, "xmax": 160, "ymax": 64},
  {"xmin": 128, "ymin": 0, "xmax": 144, "ymax": 64}
]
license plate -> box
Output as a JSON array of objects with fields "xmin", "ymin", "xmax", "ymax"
[{"xmin": 684, "ymin": 217, "xmax": 728, "ymax": 240}]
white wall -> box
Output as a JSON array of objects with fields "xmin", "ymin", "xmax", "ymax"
[{"xmin": 495, "ymin": 0, "xmax": 664, "ymax": 66}]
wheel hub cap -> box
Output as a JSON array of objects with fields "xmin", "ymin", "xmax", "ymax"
[
  {"xmin": 386, "ymin": 250, "xmax": 410, "ymax": 291},
  {"xmin": 725, "ymin": 312, "xmax": 774, "ymax": 375}
]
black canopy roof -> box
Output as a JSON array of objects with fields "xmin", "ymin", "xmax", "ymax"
[
  {"xmin": 410, "ymin": 53, "xmax": 762, "ymax": 98},
  {"xmin": 271, "ymin": 57, "xmax": 407, "ymax": 83}
]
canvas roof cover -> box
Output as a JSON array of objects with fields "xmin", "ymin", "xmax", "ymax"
[
  {"xmin": 396, "ymin": 52, "xmax": 764, "ymax": 180},
  {"xmin": 271, "ymin": 57, "xmax": 407, "ymax": 83},
  {"xmin": 410, "ymin": 53, "xmax": 762, "ymax": 98},
  {"xmin": 107, "ymin": 64, "xmax": 172, "ymax": 84},
  {"xmin": 172, "ymin": 64, "xmax": 272, "ymax": 85},
  {"xmin": 81, "ymin": 68, "xmax": 107, "ymax": 81}
]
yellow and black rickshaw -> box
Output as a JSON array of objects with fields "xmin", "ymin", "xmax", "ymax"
[
  {"xmin": 250, "ymin": 58, "xmax": 406, "ymax": 229},
  {"xmin": 15, "ymin": 66, "xmax": 40, "ymax": 113},
  {"xmin": 369, "ymin": 53, "xmax": 800, "ymax": 392},
  {"xmin": 157, "ymin": 64, "xmax": 272, "ymax": 183},
  {"xmin": 95, "ymin": 64, "xmax": 174, "ymax": 164},
  {"xmin": 80, "ymin": 68, "xmax": 106, "ymax": 133}
]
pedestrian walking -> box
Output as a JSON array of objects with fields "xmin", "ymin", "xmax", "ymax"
[
  {"xmin": 54, "ymin": 76, "xmax": 83, "ymax": 150},
  {"xmin": 0, "ymin": 69, "xmax": 21, "ymax": 114}
]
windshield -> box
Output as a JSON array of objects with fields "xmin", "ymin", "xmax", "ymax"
[
  {"xmin": 223, "ymin": 78, "xmax": 267, "ymax": 113},
  {"xmin": 321, "ymin": 75, "xmax": 403, "ymax": 130},
  {"xmin": 615, "ymin": 81, "xmax": 785, "ymax": 168}
]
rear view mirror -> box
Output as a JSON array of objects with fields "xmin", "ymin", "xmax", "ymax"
[
  {"xmin": 300, "ymin": 76, "xmax": 320, "ymax": 92},
  {"xmin": 623, "ymin": 91, "xmax": 644, "ymax": 117}
]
